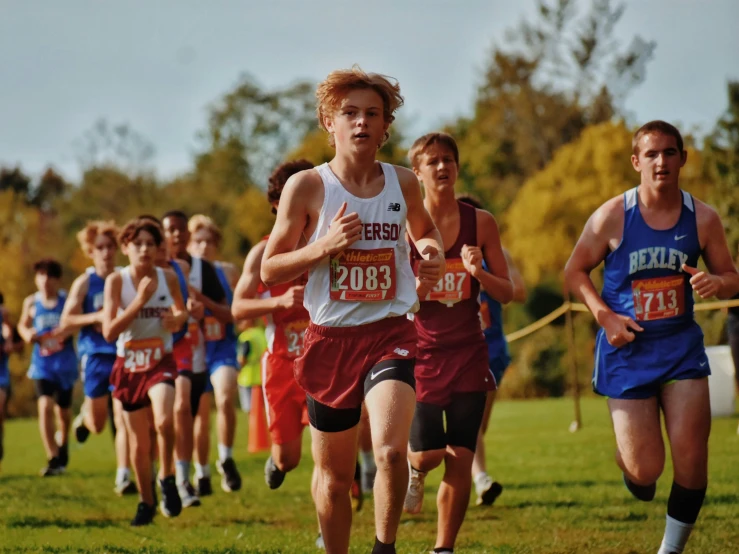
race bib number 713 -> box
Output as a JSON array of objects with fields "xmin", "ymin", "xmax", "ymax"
[
  {"xmin": 330, "ymin": 248, "xmax": 396, "ymax": 302},
  {"xmin": 632, "ymin": 275, "xmax": 685, "ymax": 321}
]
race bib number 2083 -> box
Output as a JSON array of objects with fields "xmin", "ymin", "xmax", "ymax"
[{"xmin": 330, "ymin": 248, "xmax": 396, "ymax": 302}]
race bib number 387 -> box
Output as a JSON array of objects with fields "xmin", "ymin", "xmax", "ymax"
[
  {"xmin": 416, "ymin": 257, "xmax": 470, "ymax": 305},
  {"xmin": 330, "ymin": 248, "xmax": 396, "ymax": 302},
  {"xmin": 632, "ymin": 275, "xmax": 685, "ymax": 321}
]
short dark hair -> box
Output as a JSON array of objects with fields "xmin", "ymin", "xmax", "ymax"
[
  {"xmin": 267, "ymin": 159, "xmax": 315, "ymax": 205},
  {"xmin": 409, "ymin": 132, "xmax": 460, "ymax": 169},
  {"xmin": 161, "ymin": 210, "xmax": 188, "ymax": 224},
  {"xmin": 138, "ymin": 214, "xmax": 162, "ymax": 227},
  {"xmin": 456, "ymin": 194, "xmax": 484, "ymax": 210},
  {"xmin": 632, "ymin": 120, "xmax": 684, "ymax": 155},
  {"xmin": 119, "ymin": 218, "xmax": 163, "ymax": 246},
  {"xmin": 33, "ymin": 258, "xmax": 63, "ymax": 279}
]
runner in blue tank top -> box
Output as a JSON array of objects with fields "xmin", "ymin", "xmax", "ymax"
[
  {"xmin": 457, "ymin": 195, "xmax": 528, "ymax": 507},
  {"xmin": 187, "ymin": 214, "xmax": 241, "ymax": 497},
  {"xmin": 0, "ymin": 292, "xmax": 23, "ymax": 467},
  {"xmin": 60, "ymin": 220, "xmax": 135, "ymax": 495},
  {"xmin": 18, "ymin": 259, "xmax": 78, "ymax": 476},
  {"xmin": 565, "ymin": 121, "xmax": 739, "ymax": 554}
]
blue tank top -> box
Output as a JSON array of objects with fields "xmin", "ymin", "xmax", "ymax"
[
  {"xmin": 601, "ymin": 188, "xmax": 701, "ymax": 339},
  {"xmin": 170, "ymin": 261, "xmax": 189, "ymax": 343},
  {"xmin": 479, "ymin": 262, "xmax": 511, "ymax": 366},
  {"xmin": 77, "ymin": 268, "xmax": 116, "ymax": 356},
  {"xmin": 31, "ymin": 291, "xmax": 76, "ymax": 369},
  {"xmin": 214, "ymin": 264, "xmax": 236, "ymax": 344}
]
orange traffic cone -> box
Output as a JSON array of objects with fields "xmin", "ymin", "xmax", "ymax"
[{"xmin": 248, "ymin": 385, "xmax": 271, "ymax": 453}]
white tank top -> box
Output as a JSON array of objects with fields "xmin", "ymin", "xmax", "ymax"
[
  {"xmin": 304, "ymin": 162, "xmax": 419, "ymax": 327},
  {"xmin": 116, "ymin": 267, "xmax": 174, "ymax": 357},
  {"xmin": 186, "ymin": 255, "xmax": 206, "ymax": 373}
]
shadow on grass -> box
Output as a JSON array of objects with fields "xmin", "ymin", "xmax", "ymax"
[
  {"xmin": 5, "ymin": 516, "xmax": 117, "ymax": 529},
  {"xmin": 703, "ymin": 493, "xmax": 739, "ymax": 506},
  {"xmin": 505, "ymin": 480, "xmax": 617, "ymax": 491},
  {"xmin": 505, "ymin": 500, "xmax": 580, "ymax": 509},
  {"xmin": 599, "ymin": 512, "xmax": 648, "ymax": 523}
]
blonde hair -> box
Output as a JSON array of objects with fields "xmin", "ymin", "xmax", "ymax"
[
  {"xmin": 188, "ymin": 214, "xmax": 222, "ymax": 247},
  {"xmin": 316, "ymin": 65, "xmax": 404, "ymax": 147},
  {"xmin": 408, "ymin": 132, "xmax": 460, "ymax": 169},
  {"xmin": 76, "ymin": 220, "xmax": 119, "ymax": 258}
]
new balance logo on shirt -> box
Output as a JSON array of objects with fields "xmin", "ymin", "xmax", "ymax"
[{"xmin": 387, "ymin": 203, "xmax": 401, "ymax": 212}]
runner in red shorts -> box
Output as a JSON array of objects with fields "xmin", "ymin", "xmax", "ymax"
[
  {"xmin": 261, "ymin": 67, "xmax": 444, "ymax": 554},
  {"xmin": 103, "ymin": 218, "xmax": 189, "ymax": 526},
  {"xmin": 232, "ymin": 159, "xmax": 314, "ymax": 491},
  {"xmin": 403, "ymin": 133, "xmax": 513, "ymax": 554}
]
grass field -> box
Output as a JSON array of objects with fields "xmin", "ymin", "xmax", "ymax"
[{"xmin": 1, "ymin": 397, "xmax": 737, "ymax": 553}]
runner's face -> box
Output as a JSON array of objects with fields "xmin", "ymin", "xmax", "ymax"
[
  {"xmin": 414, "ymin": 144, "xmax": 458, "ymax": 191},
  {"xmin": 190, "ymin": 228, "xmax": 218, "ymax": 261},
  {"xmin": 34, "ymin": 272, "xmax": 59, "ymax": 296},
  {"xmin": 162, "ymin": 216, "xmax": 189, "ymax": 257},
  {"xmin": 632, "ymin": 132, "xmax": 686, "ymax": 190},
  {"xmin": 92, "ymin": 234, "xmax": 116, "ymax": 273},
  {"xmin": 326, "ymin": 89, "xmax": 389, "ymax": 153},
  {"xmin": 127, "ymin": 231, "xmax": 158, "ymax": 270}
]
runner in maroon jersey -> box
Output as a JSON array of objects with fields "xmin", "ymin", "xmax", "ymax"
[{"xmin": 404, "ymin": 132, "xmax": 513, "ymax": 553}]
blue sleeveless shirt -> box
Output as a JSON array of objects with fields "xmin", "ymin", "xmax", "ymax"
[
  {"xmin": 77, "ymin": 268, "xmax": 116, "ymax": 356},
  {"xmin": 169, "ymin": 261, "xmax": 189, "ymax": 343},
  {"xmin": 28, "ymin": 291, "xmax": 78, "ymax": 382},
  {"xmin": 479, "ymin": 261, "xmax": 511, "ymax": 367},
  {"xmin": 600, "ymin": 187, "xmax": 701, "ymax": 339}
]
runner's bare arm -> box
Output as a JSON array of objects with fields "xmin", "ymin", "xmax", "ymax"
[
  {"xmin": 59, "ymin": 273, "xmax": 100, "ymax": 333},
  {"xmin": 564, "ymin": 199, "xmax": 622, "ymax": 326},
  {"xmin": 688, "ymin": 202, "xmax": 739, "ymax": 299},
  {"xmin": 233, "ymin": 241, "xmax": 289, "ymax": 320},
  {"xmin": 468, "ymin": 210, "xmax": 513, "ymax": 304},
  {"xmin": 262, "ymin": 172, "xmax": 360, "ymax": 287},
  {"xmin": 504, "ymin": 249, "xmax": 527, "ymax": 303},
  {"xmin": 1, "ymin": 310, "xmax": 23, "ymax": 353},
  {"xmin": 17, "ymin": 295, "xmax": 37, "ymax": 343},
  {"xmin": 192, "ymin": 290, "xmax": 232, "ymax": 324},
  {"xmin": 398, "ymin": 167, "xmax": 444, "ymax": 269}
]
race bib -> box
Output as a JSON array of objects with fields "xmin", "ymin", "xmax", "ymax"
[
  {"xmin": 39, "ymin": 333, "xmax": 64, "ymax": 357},
  {"xmin": 124, "ymin": 337, "xmax": 164, "ymax": 373},
  {"xmin": 632, "ymin": 275, "xmax": 685, "ymax": 321},
  {"xmin": 204, "ymin": 316, "xmax": 225, "ymax": 342},
  {"xmin": 188, "ymin": 322, "xmax": 201, "ymax": 347},
  {"xmin": 330, "ymin": 248, "xmax": 396, "ymax": 302},
  {"xmin": 283, "ymin": 319, "xmax": 309, "ymax": 360},
  {"xmin": 416, "ymin": 258, "xmax": 470, "ymax": 305}
]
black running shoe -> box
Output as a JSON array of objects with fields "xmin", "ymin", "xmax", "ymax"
[
  {"xmin": 40, "ymin": 456, "xmax": 64, "ymax": 477},
  {"xmin": 196, "ymin": 476, "xmax": 213, "ymax": 497},
  {"xmin": 477, "ymin": 480, "xmax": 504, "ymax": 506},
  {"xmin": 130, "ymin": 502, "xmax": 156, "ymax": 526},
  {"xmin": 264, "ymin": 456, "xmax": 286, "ymax": 490},
  {"xmin": 159, "ymin": 475, "xmax": 182, "ymax": 518},
  {"xmin": 73, "ymin": 412, "xmax": 90, "ymax": 444},
  {"xmin": 58, "ymin": 443, "xmax": 69, "ymax": 469},
  {"xmin": 217, "ymin": 458, "xmax": 242, "ymax": 492}
]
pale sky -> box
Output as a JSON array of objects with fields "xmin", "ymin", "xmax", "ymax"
[{"xmin": 1, "ymin": 0, "xmax": 737, "ymax": 182}]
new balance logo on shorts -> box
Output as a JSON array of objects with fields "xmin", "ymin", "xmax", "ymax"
[
  {"xmin": 394, "ymin": 348, "xmax": 409, "ymax": 357},
  {"xmin": 387, "ymin": 203, "xmax": 401, "ymax": 212}
]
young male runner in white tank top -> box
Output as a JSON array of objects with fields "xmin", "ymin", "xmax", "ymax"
[
  {"xmin": 261, "ymin": 66, "xmax": 445, "ymax": 554},
  {"xmin": 103, "ymin": 218, "xmax": 188, "ymax": 526}
]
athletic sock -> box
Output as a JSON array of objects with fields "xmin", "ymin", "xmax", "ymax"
[
  {"xmin": 175, "ymin": 460, "xmax": 191, "ymax": 486},
  {"xmin": 371, "ymin": 537, "xmax": 396, "ymax": 554},
  {"xmin": 195, "ymin": 462, "xmax": 211, "ymax": 479},
  {"xmin": 658, "ymin": 482, "xmax": 706, "ymax": 553},
  {"xmin": 623, "ymin": 473, "xmax": 656, "ymax": 501},
  {"xmin": 218, "ymin": 444, "xmax": 233, "ymax": 462},
  {"xmin": 116, "ymin": 467, "xmax": 130, "ymax": 485},
  {"xmin": 360, "ymin": 449, "xmax": 376, "ymax": 472},
  {"xmin": 433, "ymin": 549, "xmax": 454, "ymax": 554}
]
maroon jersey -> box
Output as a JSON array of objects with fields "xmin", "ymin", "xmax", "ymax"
[{"xmin": 410, "ymin": 200, "xmax": 494, "ymax": 405}]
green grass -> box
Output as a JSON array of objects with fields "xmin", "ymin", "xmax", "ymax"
[{"xmin": 1, "ymin": 398, "xmax": 737, "ymax": 553}]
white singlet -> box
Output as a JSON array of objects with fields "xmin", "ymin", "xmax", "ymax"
[
  {"xmin": 115, "ymin": 267, "xmax": 174, "ymax": 358},
  {"xmin": 186, "ymin": 255, "xmax": 206, "ymax": 373},
  {"xmin": 304, "ymin": 162, "xmax": 419, "ymax": 327}
]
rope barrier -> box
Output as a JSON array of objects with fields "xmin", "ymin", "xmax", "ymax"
[{"xmin": 505, "ymin": 299, "xmax": 739, "ymax": 343}]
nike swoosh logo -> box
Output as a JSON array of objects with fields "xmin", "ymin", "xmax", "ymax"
[
  {"xmin": 699, "ymin": 362, "xmax": 707, "ymax": 367},
  {"xmin": 674, "ymin": 234, "xmax": 688, "ymax": 241},
  {"xmin": 370, "ymin": 367, "xmax": 396, "ymax": 380}
]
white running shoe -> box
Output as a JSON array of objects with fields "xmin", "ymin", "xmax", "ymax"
[
  {"xmin": 315, "ymin": 534, "xmax": 325, "ymax": 550},
  {"xmin": 403, "ymin": 464, "xmax": 426, "ymax": 514},
  {"xmin": 177, "ymin": 481, "xmax": 201, "ymax": 508},
  {"xmin": 475, "ymin": 474, "xmax": 503, "ymax": 506}
]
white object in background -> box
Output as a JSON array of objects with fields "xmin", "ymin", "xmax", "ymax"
[{"xmin": 706, "ymin": 345, "xmax": 736, "ymax": 418}]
